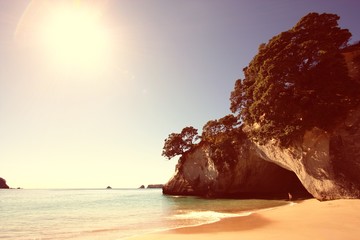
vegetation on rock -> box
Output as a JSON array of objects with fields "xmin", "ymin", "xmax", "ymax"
[
  {"xmin": 162, "ymin": 12, "xmax": 360, "ymax": 200},
  {"xmin": 162, "ymin": 126, "xmax": 199, "ymax": 160},
  {"xmin": 201, "ymin": 114, "xmax": 245, "ymax": 169},
  {"xmin": 163, "ymin": 12, "xmax": 360, "ymax": 160},
  {"xmin": 230, "ymin": 12, "xmax": 360, "ymax": 145}
]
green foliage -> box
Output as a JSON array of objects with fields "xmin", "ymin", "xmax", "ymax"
[
  {"xmin": 162, "ymin": 126, "xmax": 199, "ymax": 160},
  {"xmin": 208, "ymin": 127, "xmax": 246, "ymax": 171},
  {"xmin": 230, "ymin": 12, "xmax": 360, "ymax": 145},
  {"xmin": 201, "ymin": 115, "xmax": 246, "ymax": 170},
  {"xmin": 202, "ymin": 114, "xmax": 240, "ymax": 143}
]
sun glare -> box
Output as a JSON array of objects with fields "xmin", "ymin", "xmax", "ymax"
[
  {"xmin": 42, "ymin": 4, "xmax": 110, "ymax": 71},
  {"xmin": 16, "ymin": 1, "xmax": 112, "ymax": 74}
]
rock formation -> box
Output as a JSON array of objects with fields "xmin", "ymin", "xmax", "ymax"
[
  {"xmin": 163, "ymin": 104, "xmax": 360, "ymax": 201},
  {"xmin": 163, "ymin": 45, "xmax": 360, "ymax": 201},
  {"xmin": 0, "ymin": 177, "xmax": 9, "ymax": 189},
  {"xmin": 256, "ymin": 113, "xmax": 360, "ymax": 200},
  {"xmin": 163, "ymin": 139, "xmax": 311, "ymax": 199},
  {"xmin": 254, "ymin": 48, "xmax": 360, "ymax": 200},
  {"xmin": 147, "ymin": 184, "xmax": 164, "ymax": 189}
]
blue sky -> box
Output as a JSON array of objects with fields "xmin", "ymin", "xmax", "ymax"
[{"xmin": 1, "ymin": 0, "xmax": 360, "ymax": 188}]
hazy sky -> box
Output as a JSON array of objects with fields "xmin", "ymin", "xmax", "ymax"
[{"xmin": 1, "ymin": 0, "xmax": 360, "ymax": 188}]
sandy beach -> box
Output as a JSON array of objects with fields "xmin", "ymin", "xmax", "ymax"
[{"xmin": 130, "ymin": 199, "xmax": 360, "ymax": 240}]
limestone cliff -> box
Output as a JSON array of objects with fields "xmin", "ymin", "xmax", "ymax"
[
  {"xmin": 163, "ymin": 104, "xmax": 360, "ymax": 201},
  {"xmin": 163, "ymin": 45, "xmax": 360, "ymax": 201},
  {"xmin": 256, "ymin": 114, "xmax": 360, "ymax": 200},
  {"xmin": 254, "ymin": 48, "xmax": 360, "ymax": 200},
  {"xmin": 163, "ymin": 139, "xmax": 311, "ymax": 199}
]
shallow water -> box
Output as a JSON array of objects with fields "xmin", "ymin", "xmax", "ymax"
[{"xmin": 0, "ymin": 189, "xmax": 288, "ymax": 239}]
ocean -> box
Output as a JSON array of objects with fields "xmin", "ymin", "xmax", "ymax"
[{"xmin": 0, "ymin": 189, "xmax": 288, "ymax": 240}]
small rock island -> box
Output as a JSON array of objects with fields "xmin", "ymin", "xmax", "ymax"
[
  {"xmin": 147, "ymin": 184, "xmax": 164, "ymax": 189},
  {"xmin": 0, "ymin": 177, "xmax": 9, "ymax": 189}
]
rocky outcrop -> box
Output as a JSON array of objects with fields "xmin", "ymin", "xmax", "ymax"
[
  {"xmin": 255, "ymin": 103, "xmax": 360, "ymax": 200},
  {"xmin": 163, "ymin": 172, "xmax": 194, "ymax": 195},
  {"xmin": 163, "ymin": 140, "xmax": 311, "ymax": 199},
  {"xmin": 253, "ymin": 46, "xmax": 360, "ymax": 200},
  {"xmin": 163, "ymin": 47, "xmax": 360, "ymax": 201},
  {"xmin": 0, "ymin": 178, "xmax": 9, "ymax": 189},
  {"xmin": 147, "ymin": 184, "xmax": 164, "ymax": 189},
  {"xmin": 163, "ymin": 104, "xmax": 360, "ymax": 201}
]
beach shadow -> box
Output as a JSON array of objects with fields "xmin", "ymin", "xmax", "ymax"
[{"xmin": 170, "ymin": 213, "xmax": 271, "ymax": 234}]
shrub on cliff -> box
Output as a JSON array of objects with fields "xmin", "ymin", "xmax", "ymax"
[
  {"xmin": 162, "ymin": 126, "xmax": 199, "ymax": 160},
  {"xmin": 201, "ymin": 114, "xmax": 246, "ymax": 169},
  {"xmin": 230, "ymin": 12, "xmax": 360, "ymax": 145},
  {"xmin": 201, "ymin": 114, "xmax": 240, "ymax": 143}
]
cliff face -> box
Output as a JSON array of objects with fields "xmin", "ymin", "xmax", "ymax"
[
  {"xmin": 0, "ymin": 177, "xmax": 9, "ymax": 189},
  {"xmin": 256, "ymin": 118, "xmax": 360, "ymax": 200},
  {"xmin": 254, "ymin": 55, "xmax": 360, "ymax": 201},
  {"xmin": 163, "ymin": 47, "xmax": 360, "ymax": 201},
  {"xmin": 163, "ymin": 105, "xmax": 360, "ymax": 200},
  {"xmin": 163, "ymin": 139, "xmax": 311, "ymax": 199}
]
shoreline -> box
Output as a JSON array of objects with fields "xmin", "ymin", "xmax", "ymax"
[
  {"xmin": 129, "ymin": 199, "xmax": 360, "ymax": 240},
  {"xmin": 123, "ymin": 201, "xmax": 286, "ymax": 240}
]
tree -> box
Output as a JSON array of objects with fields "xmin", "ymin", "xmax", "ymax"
[
  {"xmin": 230, "ymin": 12, "xmax": 359, "ymax": 145},
  {"xmin": 202, "ymin": 114, "xmax": 240, "ymax": 143},
  {"xmin": 162, "ymin": 126, "xmax": 199, "ymax": 160}
]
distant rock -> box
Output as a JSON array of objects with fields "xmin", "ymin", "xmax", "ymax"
[
  {"xmin": 0, "ymin": 178, "xmax": 9, "ymax": 189},
  {"xmin": 147, "ymin": 184, "xmax": 163, "ymax": 189},
  {"xmin": 106, "ymin": 186, "xmax": 112, "ymax": 189},
  {"xmin": 139, "ymin": 185, "xmax": 145, "ymax": 189}
]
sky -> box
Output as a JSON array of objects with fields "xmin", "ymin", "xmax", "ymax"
[{"xmin": 1, "ymin": 0, "xmax": 360, "ymax": 189}]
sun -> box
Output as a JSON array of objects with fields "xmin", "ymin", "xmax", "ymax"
[
  {"xmin": 16, "ymin": 0, "xmax": 112, "ymax": 73},
  {"xmin": 43, "ymin": 5, "xmax": 109, "ymax": 69}
]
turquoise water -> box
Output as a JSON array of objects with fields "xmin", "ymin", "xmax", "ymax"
[{"xmin": 0, "ymin": 189, "xmax": 287, "ymax": 239}]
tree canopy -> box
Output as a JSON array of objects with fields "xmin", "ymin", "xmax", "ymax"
[
  {"xmin": 230, "ymin": 12, "xmax": 360, "ymax": 145},
  {"xmin": 162, "ymin": 12, "xmax": 360, "ymax": 161},
  {"xmin": 162, "ymin": 126, "xmax": 199, "ymax": 160},
  {"xmin": 202, "ymin": 114, "xmax": 240, "ymax": 143}
]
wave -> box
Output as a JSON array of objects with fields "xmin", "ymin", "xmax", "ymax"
[
  {"xmin": 166, "ymin": 209, "xmax": 253, "ymax": 230},
  {"xmin": 168, "ymin": 200, "xmax": 293, "ymax": 227}
]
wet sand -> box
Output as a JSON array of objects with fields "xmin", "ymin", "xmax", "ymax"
[{"xmin": 129, "ymin": 199, "xmax": 360, "ymax": 240}]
